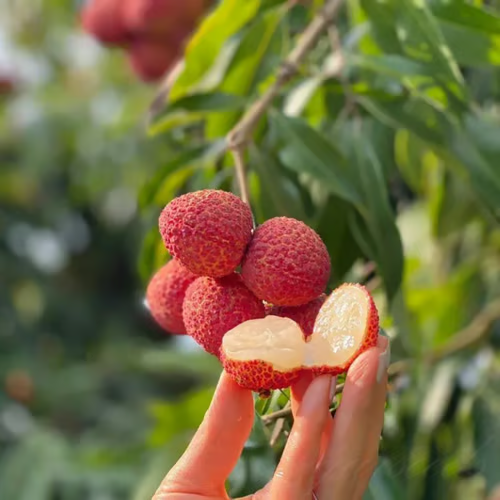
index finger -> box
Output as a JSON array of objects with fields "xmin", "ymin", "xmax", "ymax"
[{"xmin": 154, "ymin": 370, "xmax": 255, "ymax": 499}]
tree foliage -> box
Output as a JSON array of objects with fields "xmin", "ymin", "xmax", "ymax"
[{"xmin": 1, "ymin": 0, "xmax": 500, "ymax": 499}]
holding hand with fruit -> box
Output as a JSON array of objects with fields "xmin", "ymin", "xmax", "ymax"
[{"xmin": 147, "ymin": 189, "xmax": 390, "ymax": 499}]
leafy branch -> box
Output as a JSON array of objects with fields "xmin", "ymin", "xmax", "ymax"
[{"xmin": 226, "ymin": 0, "xmax": 345, "ymax": 203}]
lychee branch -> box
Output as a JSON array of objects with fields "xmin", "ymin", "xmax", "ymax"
[{"xmin": 226, "ymin": 0, "xmax": 345, "ymax": 202}]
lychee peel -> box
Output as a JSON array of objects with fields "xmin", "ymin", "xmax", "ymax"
[
  {"xmin": 160, "ymin": 190, "xmax": 254, "ymax": 278},
  {"xmin": 221, "ymin": 283, "xmax": 379, "ymax": 392},
  {"xmin": 241, "ymin": 217, "xmax": 331, "ymax": 306},
  {"xmin": 81, "ymin": 0, "xmax": 130, "ymax": 46},
  {"xmin": 268, "ymin": 294, "xmax": 326, "ymax": 337},
  {"xmin": 146, "ymin": 259, "xmax": 197, "ymax": 334},
  {"xmin": 182, "ymin": 274, "xmax": 265, "ymax": 356}
]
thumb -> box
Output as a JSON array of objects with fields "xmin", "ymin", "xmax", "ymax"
[{"xmin": 154, "ymin": 370, "xmax": 255, "ymax": 498}]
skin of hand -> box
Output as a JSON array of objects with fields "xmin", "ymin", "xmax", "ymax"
[{"xmin": 153, "ymin": 335, "xmax": 390, "ymax": 500}]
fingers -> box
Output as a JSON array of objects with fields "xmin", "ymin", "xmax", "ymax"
[
  {"xmin": 317, "ymin": 336, "xmax": 390, "ymax": 500},
  {"xmin": 154, "ymin": 370, "xmax": 255, "ymax": 499},
  {"xmin": 270, "ymin": 374, "xmax": 333, "ymax": 500}
]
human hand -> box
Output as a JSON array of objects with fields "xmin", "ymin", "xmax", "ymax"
[{"xmin": 153, "ymin": 335, "xmax": 390, "ymax": 500}]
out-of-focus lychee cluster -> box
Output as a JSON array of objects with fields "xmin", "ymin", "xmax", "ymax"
[
  {"xmin": 146, "ymin": 189, "xmax": 332, "ymax": 354},
  {"xmin": 80, "ymin": 0, "xmax": 213, "ymax": 82}
]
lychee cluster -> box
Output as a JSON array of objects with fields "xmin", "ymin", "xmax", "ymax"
[
  {"xmin": 80, "ymin": 0, "xmax": 213, "ymax": 82},
  {"xmin": 145, "ymin": 188, "xmax": 379, "ymax": 393}
]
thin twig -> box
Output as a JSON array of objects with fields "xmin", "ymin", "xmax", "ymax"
[
  {"xmin": 262, "ymin": 297, "xmax": 500, "ymax": 424},
  {"xmin": 226, "ymin": 0, "xmax": 345, "ymax": 202}
]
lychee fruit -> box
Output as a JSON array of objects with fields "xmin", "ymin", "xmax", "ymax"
[
  {"xmin": 123, "ymin": 0, "xmax": 212, "ymax": 39},
  {"xmin": 159, "ymin": 190, "xmax": 254, "ymax": 278},
  {"xmin": 267, "ymin": 294, "xmax": 326, "ymax": 337},
  {"xmin": 241, "ymin": 217, "xmax": 331, "ymax": 307},
  {"xmin": 182, "ymin": 273, "xmax": 266, "ymax": 356},
  {"xmin": 81, "ymin": 0, "xmax": 130, "ymax": 46},
  {"xmin": 220, "ymin": 283, "xmax": 379, "ymax": 392},
  {"xmin": 146, "ymin": 259, "xmax": 197, "ymax": 334},
  {"xmin": 127, "ymin": 39, "xmax": 180, "ymax": 82}
]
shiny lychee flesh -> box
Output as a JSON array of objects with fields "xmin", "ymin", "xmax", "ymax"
[
  {"xmin": 146, "ymin": 259, "xmax": 197, "ymax": 334},
  {"xmin": 182, "ymin": 273, "xmax": 265, "ymax": 357},
  {"xmin": 221, "ymin": 284, "xmax": 379, "ymax": 392},
  {"xmin": 159, "ymin": 190, "xmax": 254, "ymax": 278},
  {"xmin": 241, "ymin": 217, "xmax": 331, "ymax": 306}
]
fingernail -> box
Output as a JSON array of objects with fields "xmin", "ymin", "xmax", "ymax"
[
  {"xmin": 301, "ymin": 375, "xmax": 332, "ymax": 415},
  {"xmin": 376, "ymin": 336, "xmax": 391, "ymax": 384},
  {"xmin": 329, "ymin": 376, "xmax": 337, "ymax": 401}
]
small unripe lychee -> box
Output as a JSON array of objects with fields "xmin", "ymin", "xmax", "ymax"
[
  {"xmin": 159, "ymin": 190, "xmax": 254, "ymax": 277},
  {"xmin": 268, "ymin": 294, "xmax": 326, "ymax": 336},
  {"xmin": 146, "ymin": 259, "xmax": 197, "ymax": 334},
  {"xmin": 241, "ymin": 217, "xmax": 331, "ymax": 306},
  {"xmin": 81, "ymin": 0, "xmax": 130, "ymax": 46},
  {"xmin": 182, "ymin": 274, "xmax": 266, "ymax": 356}
]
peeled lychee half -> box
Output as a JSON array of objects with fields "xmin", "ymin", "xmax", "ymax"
[
  {"xmin": 267, "ymin": 294, "xmax": 326, "ymax": 337},
  {"xmin": 182, "ymin": 274, "xmax": 266, "ymax": 356},
  {"xmin": 241, "ymin": 217, "xmax": 331, "ymax": 306},
  {"xmin": 146, "ymin": 259, "xmax": 197, "ymax": 334},
  {"xmin": 221, "ymin": 283, "xmax": 379, "ymax": 392},
  {"xmin": 159, "ymin": 190, "xmax": 254, "ymax": 277}
]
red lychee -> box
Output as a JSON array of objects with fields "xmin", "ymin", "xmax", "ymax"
[
  {"xmin": 182, "ymin": 274, "xmax": 266, "ymax": 357},
  {"xmin": 241, "ymin": 217, "xmax": 331, "ymax": 307},
  {"xmin": 81, "ymin": 0, "xmax": 130, "ymax": 46},
  {"xmin": 221, "ymin": 283, "xmax": 379, "ymax": 392},
  {"xmin": 146, "ymin": 259, "xmax": 197, "ymax": 334},
  {"xmin": 123, "ymin": 0, "xmax": 212, "ymax": 38},
  {"xmin": 159, "ymin": 190, "xmax": 254, "ymax": 278},
  {"xmin": 267, "ymin": 294, "xmax": 326, "ymax": 337},
  {"xmin": 127, "ymin": 39, "xmax": 180, "ymax": 82}
]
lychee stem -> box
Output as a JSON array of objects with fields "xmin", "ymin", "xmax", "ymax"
[{"xmin": 226, "ymin": 0, "xmax": 345, "ymax": 205}]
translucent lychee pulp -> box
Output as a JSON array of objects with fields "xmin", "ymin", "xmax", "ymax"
[{"xmin": 222, "ymin": 285, "xmax": 370, "ymax": 370}]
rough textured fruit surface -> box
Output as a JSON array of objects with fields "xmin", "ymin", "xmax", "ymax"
[
  {"xmin": 127, "ymin": 39, "xmax": 179, "ymax": 81},
  {"xmin": 146, "ymin": 259, "xmax": 197, "ymax": 334},
  {"xmin": 268, "ymin": 294, "xmax": 326, "ymax": 337},
  {"xmin": 311, "ymin": 283, "xmax": 379, "ymax": 376},
  {"xmin": 183, "ymin": 274, "xmax": 265, "ymax": 356},
  {"xmin": 241, "ymin": 217, "xmax": 330, "ymax": 306},
  {"xmin": 221, "ymin": 284, "xmax": 379, "ymax": 392},
  {"xmin": 160, "ymin": 190, "xmax": 254, "ymax": 277},
  {"xmin": 81, "ymin": 0, "xmax": 130, "ymax": 46},
  {"xmin": 222, "ymin": 357, "xmax": 301, "ymax": 391}
]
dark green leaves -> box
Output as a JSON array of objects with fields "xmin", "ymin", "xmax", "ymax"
[{"xmin": 270, "ymin": 113, "xmax": 404, "ymax": 300}]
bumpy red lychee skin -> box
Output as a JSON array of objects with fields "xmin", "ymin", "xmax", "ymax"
[
  {"xmin": 268, "ymin": 294, "xmax": 326, "ymax": 337},
  {"xmin": 127, "ymin": 39, "xmax": 179, "ymax": 82},
  {"xmin": 182, "ymin": 274, "xmax": 265, "ymax": 356},
  {"xmin": 159, "ymin": 190, "xmax": 254, "ymax": 278},
  {"xmin": 221, "ymin": 357, "xmax": 301, "ymax": 391},
  {"xmin": 146, "ymin": 259, "xmax": 197, "ymax": 334},
  {"xmin": 241, "ymin": 217, "xmax": 331, "ymax": 307},
  {"xmin": 311, "ymin": 283, "xmax": 380, "ymax": 377},
  {"xmin": 81, "ymin": 0, "xmax": 131, "ymax": 46}
]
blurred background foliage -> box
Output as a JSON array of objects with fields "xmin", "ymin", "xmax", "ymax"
[{"xmin": 1, "ymin": 0, "xmax": 500, "ymax": 499}]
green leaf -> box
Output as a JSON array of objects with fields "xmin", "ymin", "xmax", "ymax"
[
  {"xmin": 472, "ymin": 392, "xmax": 500, "ymax": 494},
  {"xmin": 170, "ymin": 0, "xmax": 262, "ymax": 99},
  {"xmin": 365, "ymin": 458, "xmax": 406, "ymax": 500},
  {"xmin": 206, "ymin": 7, "xmax": 283, "ymax": 138},
  {"xmin": 394, "ymin": 0, "xmax": 466, "ymax": 101},
  {"xmin": 270, "ymin": 113, "xmax": 362, "ymax": 206},
  {"xmin": 432, "ymin": 1, "xmax": 500, "ymax": 34},
  {"xmin": 347, "ymin": 53, "xmax": 434, "ymax": 79},
  {"xmin": 249, "ymin": 145, "xmax": 308, "ymax": 224},
  {"xmin": 138, "ymin": 227, "xmax": 168, "ymax": 284}
]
